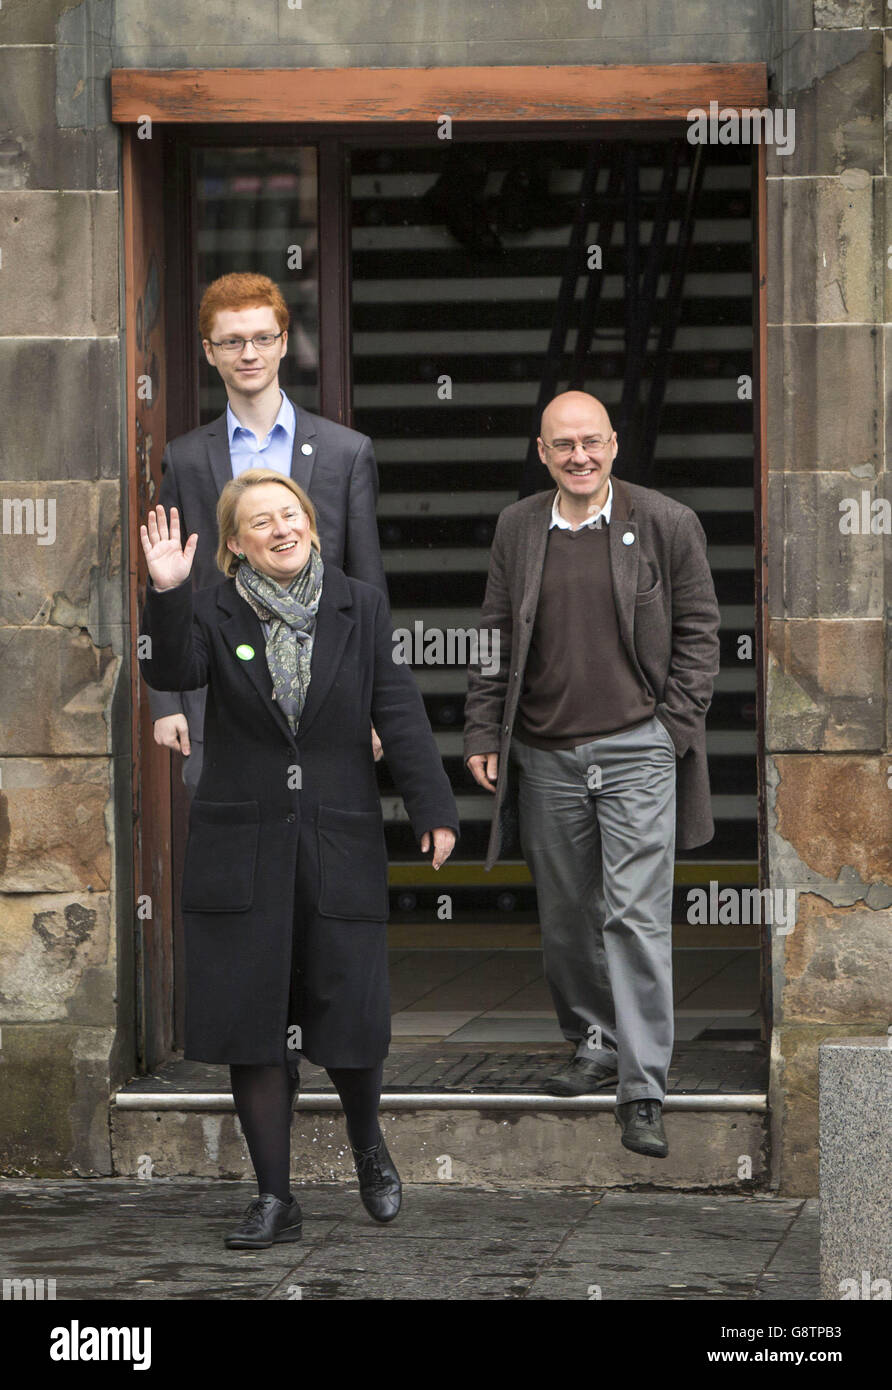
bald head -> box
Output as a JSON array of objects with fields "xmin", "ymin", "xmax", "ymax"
[
  {"xmin": 536, "ymin": 390, "xmax": 617, "ymax": 520},
  {"xmin": 540, "ymin": 391, "xmax": 613, "ymax": 442}
]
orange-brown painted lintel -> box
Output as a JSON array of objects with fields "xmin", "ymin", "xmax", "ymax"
[{"xmin": 111, "ymin": 64, "xmax": 769, "ymax": 124}]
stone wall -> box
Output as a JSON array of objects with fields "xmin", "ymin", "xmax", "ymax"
[
  {"xmin": 763, "ymin": 4, "xmax": 892, "ymax": 1195},
  {"xmin": 0, "ymin": 0, "xmax": 129, "ymax": 1175},
  {"xmin": 0, "ymin": 0, "xmax": 888, "ymax": 1192}
]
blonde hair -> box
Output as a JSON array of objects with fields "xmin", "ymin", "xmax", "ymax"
[{"xmin": 216, "ymin": 469, "xmax": 321, "ymax": 579}]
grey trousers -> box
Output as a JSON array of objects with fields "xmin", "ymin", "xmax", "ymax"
[{"xmin": 511, "ymin": 714, "xmax": 677, "ymax": 1103}]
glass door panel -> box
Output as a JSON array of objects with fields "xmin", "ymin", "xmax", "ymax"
[{"xmin": 193, "ymin": 145, "xmax": 320, "ymax": 424}]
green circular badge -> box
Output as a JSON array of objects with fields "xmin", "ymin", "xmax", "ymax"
[{"xmin": 235, "ymin": 644, "xmax": 255, "ymax": 661}]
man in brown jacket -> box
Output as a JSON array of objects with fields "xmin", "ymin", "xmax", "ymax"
[{"xmin": 464, "ymin": 391, "xmax": 721, "ymax": 1158}]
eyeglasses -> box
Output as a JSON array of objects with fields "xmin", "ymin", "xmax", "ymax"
[
  {"xmin": 543, "ymin": 436, "xmax": 613, "ymax": 460},
  {"xmin": 207, "ymin": 330, "xmax": 285, "ymax": 354}
]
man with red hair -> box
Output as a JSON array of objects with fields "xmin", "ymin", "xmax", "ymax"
[{"xmin": 146, "ymin": 272, "xmax": 388, "ymax": 790}]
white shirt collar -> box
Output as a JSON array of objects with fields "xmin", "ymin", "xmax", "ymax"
[{"xmin": 550, "ymin": 476, "xmax": 613, "ymax": 530}]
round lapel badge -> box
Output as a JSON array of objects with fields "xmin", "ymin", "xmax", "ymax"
[
  {"xmin": 622, "ymin": 531, "xmax": 635, "ymax": 546},
  {"xmin": 300, "ymin": 442, "xmax": 313, "ymax": 455},
  {"xmin": 235, "ymin": 644, "xmax": 255, "ymax": 661}
]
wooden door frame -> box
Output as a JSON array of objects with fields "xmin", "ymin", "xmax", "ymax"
[
  {"xmin": 117, "ymin": 62, "xmax": 771, "ymax": 1071},
  {"xmin": 122, "ymin": 124, "xmax": 172, "ymax": 1069},
  {"xmin": 112, "ymin": 64, "xmax": 767, "ymax": 125}
]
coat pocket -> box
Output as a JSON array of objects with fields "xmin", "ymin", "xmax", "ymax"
[
  {"xmin": 181, "ymin": 799, "xmax": 260, "ymax": 914},
  {"xmin": 635, "ymin": 578, "xmax": 663, "ymax": 606},
  {"xmin": 316, "ymin": 804, "xmax": 389, "ymax": 921}
]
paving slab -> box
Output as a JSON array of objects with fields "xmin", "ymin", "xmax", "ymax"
[{"xmin": 0, "ymin": 1181, "xmax": 820, "ymax": 1302}]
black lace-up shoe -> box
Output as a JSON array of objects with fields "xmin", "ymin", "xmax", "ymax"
[
  {"xmin": 224, "ymin": 1192, "xmax": 303, "ymax": 1248},
  {"xmin": 351, "ymin": 1134, "xmax": 402, "ymax": 1223},
  {"xmin": 543, "ymin": 1055, "xmax": 619, "ymax": 1096},
  {"xmin": 615, "ymin": 1099, "xmax": 669, "ymax": 1157}
]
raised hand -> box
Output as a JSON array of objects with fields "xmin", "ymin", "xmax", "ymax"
[{"xmin": 140, "ymin": 505, "xmax": 198, "ymax": 592}]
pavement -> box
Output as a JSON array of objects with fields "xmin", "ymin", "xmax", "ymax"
[{"xmin": 0, "ymin": 1180, "xmax": 820, "ymax": 1301}]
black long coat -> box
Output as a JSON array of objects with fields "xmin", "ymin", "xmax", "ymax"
[{"xmin": 139, "ymin": 564, "xmax": 460, "ymax": 1068}]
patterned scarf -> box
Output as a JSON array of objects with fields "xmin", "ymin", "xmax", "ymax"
[{"xmin": 234, "ymin": 546, "xmax": 324, "ymax": 733}]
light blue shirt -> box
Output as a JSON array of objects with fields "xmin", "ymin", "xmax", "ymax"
[
  {"xmin": 550, "ymin": 476, "xmax": 613, "ymax": 530},
  {"xmin": 227, "ymin": 390, "xmax": 296, "ymax": 478}
]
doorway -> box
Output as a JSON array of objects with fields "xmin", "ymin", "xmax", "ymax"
[
  {"xmin": 172, "ymin": 129, "xmax": 761, "ymax": 1055},
  {"xmin": 117, "ymin": 68, "xmax": 769, "ymax": 1093}
]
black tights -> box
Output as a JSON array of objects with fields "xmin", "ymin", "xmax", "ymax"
[{"xmin": 229, "ymin": 1060, "xmax": 384, "ymax": 1203}]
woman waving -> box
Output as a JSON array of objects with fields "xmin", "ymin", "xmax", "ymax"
[{"xmin": 139, "ymin": 470, "xmax": 458, "ymax": 1248}]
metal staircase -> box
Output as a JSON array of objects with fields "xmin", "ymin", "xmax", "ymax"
[{"xmin": 348, "ymin": 136, "xmax": 758, "ymax": 926}]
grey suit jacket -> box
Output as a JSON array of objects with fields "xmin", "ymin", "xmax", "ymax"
[
  {"xmin": 145, "ymin": 397, "xmax": 388, "ymax": 736},
  {"xmin": 463, "ymin": 475, "xmax": 722, "ymax": 866}
]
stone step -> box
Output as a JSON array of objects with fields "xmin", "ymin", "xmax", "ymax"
[{"xmin": 112, "ymin": 1091, "xmax": 767, "ymax": 1191}]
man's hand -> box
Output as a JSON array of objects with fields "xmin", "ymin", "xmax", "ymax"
[
  {"xmin": 153, "ymin": 713, "xmax": 191, "ymax": 756},
  {"xmin": 467, "ymin": 752, "xmax": 498, "ymax": 792},
  {"xmin": 371, "ymin": 724, "xmax": 383, "ymax": 761},
  {"xmin": 420, "ymin": 827, "xmax": 456, "ymax": 870}
]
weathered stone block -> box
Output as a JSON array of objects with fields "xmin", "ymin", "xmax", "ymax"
[
  {"xmin": 0, "ymin": 482, "xmax": 123, "ymax": 642},
  {"xmin": 0, "ymin": 0, "xmax": 83, "ymax": 45},
  {"xmin": 766, "ymin": 472, "xmax": 884, "ymax": 620},
  {"xmin": 54, "ymin": 0, "xmax": 114, "ymax": 132},
  {"xmin": 767, "ymin": 171, "xmax": 880, "ymax": 325},
  {"xmin": 0, "ymin": 1024, "xmax": 115, "ymax": 1175},
  {"xmin": 0, "ymin": 758, "xmax": 111, "ymax": 893},
  {"xmin": 0, "ymin": 627, "xmax": 119, "ymax": 755},
  {"xmin": 885, "ymin": 182, "xmax": 892, "ymax": 329},
  {"xmin": 0, "ymin": 339, "xmax": 120, "ymax": 482},
  {"xmin": 766, "ymin": 618, "xmax": 885, "ymax": 749},
  {"xmin": 766, "ymin": 325, "xmax": 880, "ymax": 476},
  {"xmin": 642, "ymin": 0, "xmax": 773, "ymax": 34},
  {"xmin": 114, "ymin": 0, "xmax": 277, "ymax": 47},
  {"xmin": 769, "ymin": 1022, "xmax": 871, "ymax": 1197},
  {"xmin": 58, "ymin": 0, "xmax": 115, "ymax": 47},
  {"xmin": 783, "ymin": 896, "xmax": 892, "ymax": 1022},
  {"xmin": 814, "ymin": 0, "xmax": 884, "ymax": 26},
  {"xmin": 0, "ymin": 889, "xmax": 114, "ymax": 1023},
  {"xmin": 0, "ymin": 192, "xmax": 118, "ymax": 336},
  {"xmin": 470, "ymin": 31, "xmax": 769, "ymax": 66},
  {"xmin": 766, "ymin": 28, "xmax": 883, "ymax": 177},
  {"xmin": 769, "ymin": 754, "xmax": 892, "ymax": 891},
  {"xmin": 0, "ymin": 48, "xmax": 116, "ymax": 190},
  {"xmin": 276, "ymin": 0, "xmax": 647, "ymax": 44},
  {"xmin": 112, "ymin": 41, "xmax": 471, "ymax": 68},
  {"xmin": 785, "ymin": 0, "xmax": 819, "ymax": 25}
]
